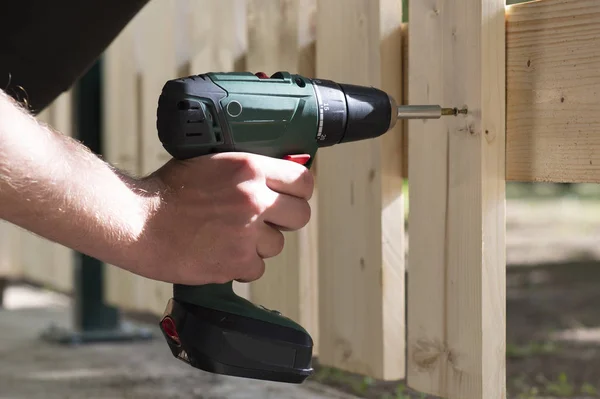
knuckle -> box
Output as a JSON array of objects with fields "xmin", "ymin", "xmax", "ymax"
[
  {"xmin": 234, "ymin": 156, "xmax": 263, "ymax": 181},
  {"xmin": 238, "ymin": 186, "xmax": 265, "ymax": 215}
]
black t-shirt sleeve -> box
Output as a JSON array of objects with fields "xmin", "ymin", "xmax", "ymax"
[{"xmin": 0, "ymin": 0, "xmax": 149, "ymax": 113}]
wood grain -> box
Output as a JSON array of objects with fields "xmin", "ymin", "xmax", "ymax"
[
  {"xmin": 316, "ymin": 0, "xmax": 405, "ymax": 380},
  {"xmin": 407, "ymin": 0, "xmax": 506, "ymax": 397},
  {"xmin": 506, "ymin": 0, "xmax": 600, "ymax": 182}
]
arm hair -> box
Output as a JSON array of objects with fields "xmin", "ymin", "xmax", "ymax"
[{"xmin": 0, "ymin": 89, "xmax": 162, "ymax": 270}]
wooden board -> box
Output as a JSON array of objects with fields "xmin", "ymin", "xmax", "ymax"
[
  {"xmin": 506, "ymin": 0, "xmax": 600, "ymax": 182},
  {"xmin": 401, "ymin": 22, "xmax": 409, "ymax": 179},
  {"xmin": 0, "ymin": 221, "xmax": 21, "ymax": 279},
  {"xmin": 102, "ymin": 10, "xmax": 146, "ymax": 313},
  {"xmin": 406, "ymin": 0, "xmax": 506, "ymax": 398},
  {"xmin": 244, "ymin": 0, "xmax": 320, "ymax": 353},
  {"xmin": 315, "ymin": 0, "xmax": 405, "ymax": 380},
  {"xmin": 134, "ymin": 0, "xmax": 178, "ymax": 315}
]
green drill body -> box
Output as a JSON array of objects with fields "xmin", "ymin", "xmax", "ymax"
[
  {"xmin": 158, "ymin": 71, "xmax": 326, "ymax": 168},
  {"xmin": 208, "ymin": 72, "xmax": 319, "ymax": 166},
  {"xmin": 155, "ymin": 71, "xmax": 455, "ymax": 384}
]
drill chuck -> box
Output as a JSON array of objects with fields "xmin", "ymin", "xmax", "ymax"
[{"xmin": 310, "ymin": 78, "xmax": 393, "ymax": 147}]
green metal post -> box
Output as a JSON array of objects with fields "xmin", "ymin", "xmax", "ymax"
[
  {"xmin": 41, "ymin": 59, "xmax": 153, "ymax": 344},
  {"xmin": 0, "ymin": 278, "xmax": 6, "ymax": 308}
]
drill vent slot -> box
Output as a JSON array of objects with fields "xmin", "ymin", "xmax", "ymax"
[{"xmin": 177, "ymin": 100, "xmax": 202, "ymax": 110}]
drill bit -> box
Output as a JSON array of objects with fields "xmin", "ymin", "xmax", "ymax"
[
  {"xmin": 396, "ymin": 105, "xmax": 467, "ymax": 119},
  {"xmin": 386, "ymin": 95, "xmax": 468, "ymax": 129}
]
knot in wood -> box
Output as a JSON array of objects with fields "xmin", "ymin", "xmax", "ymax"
[
  {"xmin": 484, "ymin": 127, "xmax": 496, "ymax": 143},
  {"xmin": 411, "ymin": 339, "xmax": 448, "ymax": 371},
  {"xmin": 412, "ymin": 339, "xmax": 464, "ymax": 375}
]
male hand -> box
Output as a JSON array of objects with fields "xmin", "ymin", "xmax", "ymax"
[{"xmin": 133, "ymin": 152, "xmax": 314, "ymax": 285}]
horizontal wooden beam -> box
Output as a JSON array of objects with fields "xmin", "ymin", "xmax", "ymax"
[{"xmin": 506, "ymin": 0, "xmax": 600, "ymax": 183}]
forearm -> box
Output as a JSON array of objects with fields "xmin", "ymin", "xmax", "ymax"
[{"xmin": 0, "ymin": 89, "xmax": 160, "ymax": 270}]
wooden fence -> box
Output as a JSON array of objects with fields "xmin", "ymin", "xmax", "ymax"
[{"xmin": 1, "ymin": 0, "xmax": 599, "ymax": 398}]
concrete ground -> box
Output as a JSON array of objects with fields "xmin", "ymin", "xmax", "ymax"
[{"xmin": 0, "ymin": 285, "xmax": 359, "ymax": 399}]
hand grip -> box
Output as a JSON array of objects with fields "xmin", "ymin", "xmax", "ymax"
[{"xmin": 172, "ymin": 282, "xmax": 308, "ymax": 333}]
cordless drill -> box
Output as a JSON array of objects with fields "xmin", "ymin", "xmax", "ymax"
[{"xmin": 156, "ymin": 71, "xmax": 464, "ymax": 384}]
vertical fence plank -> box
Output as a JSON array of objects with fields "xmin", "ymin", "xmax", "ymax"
[
  {"xmin": 243, "ymin": 0, "xmax": 320, "ymax": 353},
  {"xmin": 134, "ymin": 0, "xmax": 178, "ymax": 315},
  {"xmin": 379, "ymin": 0, "xmax": 406, "ymax": 379},
  {"xmin": 401, "ymin": 22, "xmax": 409, "ymax": 179},
  {"xmin": 406, "ymin": 0, "xmax": 506, "ymax": 398},
  {"xmin": 188, "ymin": 0, "xmax": 243, "ymax": 73},
  {"xmin": 102, "ymin": 12, "xmax": 144, "ymax": 313},
  {"xmin": 0, "ymin": 221, "xmax": 21, "ymax": 280},
  {"xmin": 315, "ymin": 0, "xmax": 405, "ymax": 380}
]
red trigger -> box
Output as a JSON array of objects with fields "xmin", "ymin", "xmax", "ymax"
[
  {"xmin": 255, "ymin": 72, "xmax": 269, "ymax": 79},
  {"xmin": 283, "ymin": 154, "xmax": 311, "ymax": 165}
]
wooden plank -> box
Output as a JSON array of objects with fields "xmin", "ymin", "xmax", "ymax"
[
  {"xmin": 0, "ymin": 221, "xmax": 22, "ymax": 279},
  {"xmin": 315, "ymin": 0, "xmax": 405, "ymax": 380},
  {"xmin": 244, "ymin": 0, "xmax": 320, "ymax": 353},
  {"xmin": 506, "ymin": 0, "xmax": 600, "ymax": 182},
  {"xmin": 406, "ymin": 0, "xmax": 506, "ymax": 398},
  {"xmin": 401, "ymin": 22, "xmax": 409, "ymax": 179},
  {"xmin": 102, "ymin": 11, "xmax": 145, "ymax": 313},
  {"xmin": 135, "ymin": 0, "xmax": 178, "ymax": 315},
  {"xmin": 190, "ymin": 0, "xmax": 246, "ymax": 73}
]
